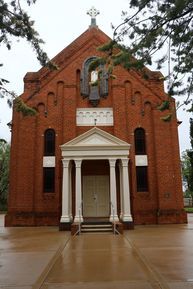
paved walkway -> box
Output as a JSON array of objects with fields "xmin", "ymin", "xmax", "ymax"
[{"xmin": 0, "ymin": 214, "xmax": 193, "ymax": 289}]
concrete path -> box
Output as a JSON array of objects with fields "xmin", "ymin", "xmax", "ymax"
[
  {"xmin": 0, "ymin": 215, "xmax": 71, "ymax": 289},
  {"xmin": 0, "ymin": 214, "xmax": 193, "ymax": 289}
]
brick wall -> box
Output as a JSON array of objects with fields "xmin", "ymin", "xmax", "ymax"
[{"xmin": 5, "ymin": 26, "xmax": 187, "ymax": 227}]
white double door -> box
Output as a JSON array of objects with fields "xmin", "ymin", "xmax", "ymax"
[{"xmin": 83, "ymin": 175, "xmax": 110, "ymax": 217}]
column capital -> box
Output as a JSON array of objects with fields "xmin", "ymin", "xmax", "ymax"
[
  {"xmin": 109, "ymin": 158, "xmax": 116, "ymax": 167},
  {"xmin": 74, "ymin": 159, "xmax": 82, "ymax": 168},
  {"xmin": 118, "ymin": 162, "xmax": 122, "ymax": 169},
  {"xmin": 121, "ymin": 158, "xmax": 129, "ymax": 167},
  {"xmin": 62, "ymin": 159, "xmax": 70, "ymax": 168}
]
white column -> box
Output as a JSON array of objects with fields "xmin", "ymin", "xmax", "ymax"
[
  {"xmin": 60, "ymin": 159, "xmax": 71, "ymax": 223},
  {"xmin": 121, "ymin": 158, "xmax": 133, "ymax": 222},
  {"xmin": 74, "ymin": 159, "xmax": 83, "ymax": 222},
  {"xmin": 69, "ymin": 161, "xmax": 73, "ymax": 221},
  {"xmin": 118, "ymin": 162, "xmax": 123, "ymax": 220},
  {"xmin": 109, "ymin": 159, "xmax": 119, "ymax": 222}
]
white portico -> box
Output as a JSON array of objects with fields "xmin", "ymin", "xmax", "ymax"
[{"xmin": 60, "ymin": 127, "xmax": 132, "ymax": 226}]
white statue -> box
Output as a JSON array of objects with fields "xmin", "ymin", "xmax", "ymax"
[{"xmin": 91, "ymin": 71, "xmax": 98, "ymax": 83}]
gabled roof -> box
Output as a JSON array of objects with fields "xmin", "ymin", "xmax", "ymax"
[
  {"xmin": 49, "ymin": 27, "xmax": 111, "ymax": 70},
  {"xmin": 24, "ymin": 26, "xmax": 111, "ymax": 85},
  {"xmin": 24, "ymin": 25, "xmax": 167, "ymax": 103}
]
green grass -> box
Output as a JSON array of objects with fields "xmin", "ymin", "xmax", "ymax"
[{"xmin": 184, "ymin": 207, "xmax": 193, "ymax": 213}]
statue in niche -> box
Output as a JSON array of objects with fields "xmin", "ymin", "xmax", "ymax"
[
  {"xmin": 91, "ymin": 70, "xmax": 98, "ymax": 83},
  {"xmin": 80, "ymin": 56, "xmax": 108, "ymax": 107}
]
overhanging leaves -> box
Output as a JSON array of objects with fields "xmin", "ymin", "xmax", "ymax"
[{"xmin": 96, "ymin": 0, "xmax": 193, "ymax": 112}]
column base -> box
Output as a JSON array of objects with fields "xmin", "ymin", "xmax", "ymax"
[
  {"xmin": 59, "ymin": 222, "xmax": 71, "ymax": 231},
  {"xmin": 110, "ymin": 215, "xmax": 119, "ymax": 222},
  {"xmin": 115, "ymin": 222, "xmax": 124, "ymax": 234},
  {"xmin": 122, "ymin": 221, "xmax": 134, "ymax": 230},
  {"xmin": 74, "ymin": 216, "xmax": 83, "ymax": 223},
  {"xmin": 60, "ymin": 215, "xmax": 71, "ymax": 223},
  {"xmin": 122, "ymin": 215, "xmax": 133, "ymax": 222}
]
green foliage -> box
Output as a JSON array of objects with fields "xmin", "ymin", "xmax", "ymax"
[
  {"xmin": 181, "ymin": 119, "xmax": 193, "ymax": 199},
  {"xmin": 0, "ymin": 140, "xmax": 10, "ymax": 211},
  {"xmin": 160, "ymin": 113, "xmax": 172, "ymax": 122},
  {"xmin": 97, "ymin": 40, "xmax": 116, "ymax": 52},
  {"xmin": 184, "ymin": 207, "xmax": 193, "ymax": 213},
  {"xmin": 14, "ymin": 97, "xmax": 36, "ymax": 116},
  {"xmin": 158, "ymin": 100, "xmax": 173, "ymax": 121},
  {"xmin": 184, "ymin": 190, "xmax": 191, "ymax": 198},
  {"xmin": 0, "ymin": 0, "xmax": 57, "ymax": 115},
  {"xmin": 181, "ymin": 118, "xmax": 193, "ymax": 196},
  {"xmin": 90, "ymin": 80, "xmax": 99, "ymax": 87},
  {"xmin": 187, "ymin": 118, "xmax": 193, "ymax": 194},
  {"xmin": 89, "ymin": 58, "xmax": 106, "ymax": 72},
  {"xmin": 97, "ymin": 0, "xmax": 193, "ymax": 110},
  {"xmin": 187, "ymin": 149, "xmax": 193, "ymax": 192},
  {"xmin": 190, "ymin": 118, "xmax": 193, "ymax": 148},
  {"xmin": 181, "ymin": 150, "xmax": 192, "ymax": 191},
  {"xmin": 0, "ymin": 0, "xmax": 55, "ymax": 68},
  {"xmin": 157, "ymin": 100, "xmax": 170, "ymax": 111}
]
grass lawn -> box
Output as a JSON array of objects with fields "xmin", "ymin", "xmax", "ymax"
[{"xmin": 185, "ymin": 207, "xmax": 193, "ymax": 213}]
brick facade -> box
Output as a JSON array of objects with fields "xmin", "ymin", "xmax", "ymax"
[{"xmin": 5, "ymin": 25, "xmax": 187, "ymax": 228}]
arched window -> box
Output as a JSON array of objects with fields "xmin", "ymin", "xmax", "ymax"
[
  {"xmin": 44, "ymin": 129, "xmax": 55, "ymax": 156},
  {"xmin": 134, "ymin": 128, "xmax": 146, "ymax": 155}
]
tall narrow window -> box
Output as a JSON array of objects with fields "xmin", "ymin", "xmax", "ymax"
[
  {"xmin": 136, "ymin": 166, "xmax": 148, "ymax": 192},
  {"xmin": 44, "ymin": 129, "xmax": 55, "ymax": 156},
  {"xmin": 43, "ymin": 167, "xmax": 55, "ymax": 193},
  {"xmin": 134, "ymin": 128, "xmax": 146, "ymax": 155}
]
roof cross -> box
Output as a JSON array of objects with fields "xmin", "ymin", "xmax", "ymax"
[{"xmin": 87, "ymin": 6, "xmax": 100, "ymax": 27}]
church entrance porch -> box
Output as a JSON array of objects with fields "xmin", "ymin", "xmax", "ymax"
[{"xmin": 59, "ymin": 127, "xmax": 133, "ymax": 232}]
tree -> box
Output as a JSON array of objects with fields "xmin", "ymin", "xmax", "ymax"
[
  {"xmin": 0, "ymin": 0, "xmax": 56, "ymax": 114},
  {"xmin": 0, "ymin": 139, "xmax": 10, "ymax": 211},
  {"xmin": 181, "ymin": 118, "xmax": 193, "ymax": 205},
  {"xmin": 92, "ymin": 0, "xmax": 193, "ymax": 113},
  {"xmin": 188, "ymin": 118, "xmax": 193, "ymax": 193},
  {"xmin": 182, "ymin": 151, "xmax": 192, "ymax": 189}
]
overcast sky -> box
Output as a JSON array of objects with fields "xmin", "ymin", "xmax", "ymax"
[{"xmin": 0, "ymin": 0, "xmax": 191, "ymax": 153}]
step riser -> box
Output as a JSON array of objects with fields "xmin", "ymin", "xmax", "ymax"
[
  {"xmin": 81, "ymin": 227, "xmax": 112, "ymax": 230},
  {"xmin": 81, "ymin": 224, "xmax": 113, "ymax": 233},
  {"xmin": 82, "ymin": 229, "xmax": 112, "ymax": 231},
  {"xmin": 82, "ymin": 225, "xmax": 112, "ymax": 228}
]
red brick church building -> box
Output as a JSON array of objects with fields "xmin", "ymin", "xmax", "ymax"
[{"xmin": 5, "ymin": 9, "xmax": 187, "ymax": 230}]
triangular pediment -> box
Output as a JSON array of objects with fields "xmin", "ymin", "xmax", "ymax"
[{"xmin": 61, "ymin": 127, "xmax": 130, "ymax": 148}]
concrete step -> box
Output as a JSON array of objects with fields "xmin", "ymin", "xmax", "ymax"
[
  {"xmin": 82, "ymin": 224, "xmax": 112, "ymax": 228},
  {"xmin": 81, "ymin": 223, "xmax": 113, "ymax": 234},
  {"xmin": 81, "ymin": 228, "xmax": 113, "ymax": 232}
]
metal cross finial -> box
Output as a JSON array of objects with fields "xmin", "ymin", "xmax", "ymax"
[{"xmin": 87, "ymin": 6, "xmax": 100, "ymax": 27}]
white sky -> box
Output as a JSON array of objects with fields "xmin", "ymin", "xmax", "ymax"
[{"xmin": 0, "ymin": 0, "xmax": 191, "ymax": 153}]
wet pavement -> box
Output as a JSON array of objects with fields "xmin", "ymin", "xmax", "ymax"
[{"xmin": 0, "ymin": 214, "xmax": 193, "ymax": 289}]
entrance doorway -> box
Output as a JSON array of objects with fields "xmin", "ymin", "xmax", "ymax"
[{"xmin": 83, "ymin": 175, "xmax": 110, "ymax": 217}]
